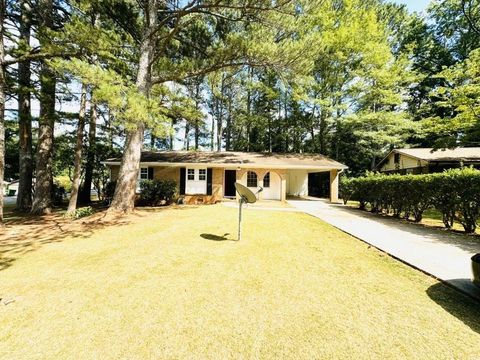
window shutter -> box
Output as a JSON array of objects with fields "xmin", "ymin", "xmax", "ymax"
[
  {"xmin": 148, "ymin": 167, "xmax": 154, "ymax": 180},
  {"xmin": 179, "ymin": 167, "xmax": 186, "ymax": 195},
  {"xmin": 207, "ymin": 168, "xmax": 213, "ymax": 195}
]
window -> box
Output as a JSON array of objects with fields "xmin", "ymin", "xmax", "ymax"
[
  {"xmin": 247, "ymin": 171, "xmax": 258, "ymax": 188},
  {"xmin": 187, "ymin": 169, "xmax": 195, "ymax": 180},
  {"xmin": 394, "ymin": 153, "xmax": 400, "ymax": 164},
  {"xmin": 140, "ymin": 167, "xmax": 149, "ymax": 180},
  {"xmin": 199, "ymin": 169, "xmax": 206, "ymax": 181},
  {"xmin": 137, "ymin": 167, "xmax": 149, "ymax": 193},
  {"xmin": 263, "ymin": 172, "xmax": 270, "ymax": 188}
]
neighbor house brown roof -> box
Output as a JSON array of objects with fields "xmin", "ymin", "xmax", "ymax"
[
  {"xmin": 376, "ymin": 147, "xmax": 480, "ymax": 168},
  {"xmin": 104, "ymin": 151, "xmax": 347, "ymax": 170},
  {"xmin": 395, "ymin": 148, "xmax": 480, "ymax": 161}
]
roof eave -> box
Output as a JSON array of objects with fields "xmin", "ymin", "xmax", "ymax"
[{"xmin": 102, "ymin": 161, "xmax": 347, "ymax": 170}]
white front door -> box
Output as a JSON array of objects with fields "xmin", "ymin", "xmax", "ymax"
[{"xmin": 185, "ymin": 167, "xmax": 207, "ymax": 194}]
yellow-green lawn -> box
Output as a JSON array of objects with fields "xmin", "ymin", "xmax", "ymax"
[{"xmin": 1, "ymin": 205, "xmax": 479, "ymax": 359}]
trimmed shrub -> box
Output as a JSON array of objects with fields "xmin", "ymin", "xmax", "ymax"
[
  {"xmin": 340, "ymin": 167, "xmax": 480, "ymax": 233},
  {"xmin": 139, "ymin": 179, "xmax": 177, "ymax": 206}
]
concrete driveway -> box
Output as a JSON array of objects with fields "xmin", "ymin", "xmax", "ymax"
[
  {"xmin": 3, "ymin": 196, "xmax": 17, "ymax": 206},
  {"xmin": 288, "ymin": 198, "xmax": 480, "ymax": 300}
]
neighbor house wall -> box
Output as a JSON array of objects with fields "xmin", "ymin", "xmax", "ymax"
[
  {"xmin": 287, "ymin": 170, "xmax": 308, "ymax": 197},
  {"xmin": 381, "ymin": 153, "xmax": 428, "ymax": 171},
  {"xmin": 110, "ymin": 165, "xmax": 120, "ymax": 181}
]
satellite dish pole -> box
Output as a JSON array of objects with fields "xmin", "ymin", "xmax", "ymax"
[{"xmin": 234, "ymin": 182, "xmax": 263, "ymax": 241}]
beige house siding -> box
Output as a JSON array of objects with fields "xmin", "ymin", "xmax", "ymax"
[
  {"xmin": 110, "ymin": 165, "xmax": 120, "ymax": 181},
  {"xmin": 287, "ymin": 169, "xmax": 309, "ymax": 197},
  {"xmin": 153, "ymin": 166, "xmax": 180, "ymax": 183},
  {"xmin": 381, "ymin": 153, "xmax": 428, "ymax": 172},
  {"xmin": 236, "ymin": 168, "xmax": 287, "ymax": 201}
]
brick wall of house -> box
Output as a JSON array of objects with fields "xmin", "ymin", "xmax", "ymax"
[{"xmin": 153, "ymin": 166, "xmax": 180, "ymax": 183}]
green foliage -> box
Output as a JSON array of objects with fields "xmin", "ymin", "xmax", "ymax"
[
  {"xmin": 51, "ymin": 183, "xmax": 66, "ymax": 206},
  {"xmin": 104, "ymin": 181, "xmax": 117, "ymax": 202},
  {"xmin": 341, "ymin": 168, "xmax": 480, "ymax": 233},
  {"xmin": 55, "ymin": 175, "xmax": 73, "ymax": 193},
  {"xmin": 422, "ymin": 48, "xmax": 480, "ymax": 147},
  {"xmin": 139, "ymin": 180, "xmax": 178, "ymax": 206},
  {"xmin": 65, "ymin": 206, "xmax": 94, "ymax": 220}
]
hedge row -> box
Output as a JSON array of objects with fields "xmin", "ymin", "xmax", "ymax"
[{"xmin": 340, "ymin": 168, "xmax": 480, "ymax": 233}]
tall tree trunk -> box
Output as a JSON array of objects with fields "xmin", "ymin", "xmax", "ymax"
[
  {"xmin": 184, "ymin": 121, "xmax": 190, "ymax": 150},
  {"xmin": 194, "ymin": 81, "xmax": 200, "ymax": 150},
  {"xmin": 16, "ymin": 0, "xmax": 33, "ymax": 211},
  {"xmin": 32, "ymin": 0, "xmax": 56, "ymax": 215},
  {"xmin": 169, "ymin": 119, "xmax": 175, "ymax": 150},
  {"xmin": 210, "ymin": 97, "xmax": 215, "ymax": 150},
  {"xmin": 66, "ymin": 83, "xmax": 87, "ymax": 215},
  {"xmin": 79, "ymin": 97, "xmax": 96, "ymax": 203},
  {"xmin": 0, "ymin": 0, "xmax": 6, "ymax": 225},
  {"xmin": 246, "ymin": 67, "xmax": 252, "ymax": 152},
  {"xmin": 225, "ymin": 95, "xmax": 232, "ymax": 151},
  {"xmin": 216, "ymin": 105, "xmax": 223, "ymax": 152},
  {"xmin": 109, "ymin": 0, "xmax": 157, "ymax": 213},
  {"xmin": 150, "ymin": 133, "xmax": 156, "ymax": 148}
]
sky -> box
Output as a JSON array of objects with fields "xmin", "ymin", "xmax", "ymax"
[{"xmin": 392, "ymin": 0, "xmax": 431, "ymax": 13}]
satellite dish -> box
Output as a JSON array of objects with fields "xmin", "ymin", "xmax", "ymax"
[
  {"xmin": 234, "ymin": 182, "xmax": 263, "ymax": 241},
  {"xmin": 234, "ymin": 182, "xmax": 257, "ymax": 204}
]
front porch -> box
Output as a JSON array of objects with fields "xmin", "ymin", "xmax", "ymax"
[{"xmin": 234, "ymin": 168, "xmax": 341, "ymax": 203}]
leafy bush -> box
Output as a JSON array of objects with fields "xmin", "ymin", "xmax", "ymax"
[
  {"xmin": 104, "ymin": 181, "xmax": 117, "ymax": 202},
  {"xmin": 52, "ymin": 183, "xmax": 66, "ymax": 205},
  {"xmin": 55, "ymin": 175, "xmax": 73, "ymax": 193},
  {"xmin": 340, "ymin": 167, "xmax": 480, "ymax": 233},
  {"xmin": 139, "ymin": 179, "xmax": 177, "ymax": 206},
  {"xmin": 65, "ymin": 206, "xmax": 94, "ymax": 220}
]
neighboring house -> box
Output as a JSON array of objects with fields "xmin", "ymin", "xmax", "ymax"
[
  {"xmin": 103, "ymin": 151, "xmax": 347, "ymax": 204},
  {"xmin": 6, "ymin": 180, "xmax": 19, "ymax": 196},
  {"xmin": 376, "ymin": 147, "xmax": 480, "ymax": 174},
  {"xmin": 2, "ymin": 181, "xmax": 10, "ymax": 196}
]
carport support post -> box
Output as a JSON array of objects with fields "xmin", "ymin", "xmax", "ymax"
[
  {"xmin": 281, "ymin": 176, "xmax": 287, "ymax": 202},
  {"xmin": 329, "ymin": 169, "xmax": 339, "ymax": 203}
]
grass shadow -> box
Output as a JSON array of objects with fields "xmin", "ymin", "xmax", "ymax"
[
  {"xmin": 0, "ymin": 207, "xmax": 139, "ymax": 272},
  {"xmin": 200, "ymin": 233, "xmax": 237, "ymax": 242},
  {"xmin": 426, "ymin": 281, "xmax": 480, "ymax": 335}
]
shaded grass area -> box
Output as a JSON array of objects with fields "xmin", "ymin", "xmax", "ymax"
[{"xmin": 1, "ymin": 205, "xmax": 480, "ymax": 359}]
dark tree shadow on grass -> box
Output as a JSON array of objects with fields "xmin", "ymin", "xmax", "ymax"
[
  {"xmin": 426, "ymin": 281, "xmax": 480, "ymax": 335},
  {"xmin": 200, "ymin": 233, "xmax": 236, "ymax": 242},
  {"xmin": 0, "ymin": 205, "xmax": 184, "ymax": 272}
]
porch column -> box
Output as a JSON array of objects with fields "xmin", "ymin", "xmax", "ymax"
[
  {"xmin": 258, "ymin": 178, "xmax": 264, "ymax": 200},
  {"xmin": 281, "ymin": 174, "xmax": 287, "ymax": 202},
  {"xmin": 329, "ymin": 169, "xmax": 339, "ymax": 203},
  {"xmin": 257, "ymin": 169, "xmax": 265, "ymax": 200}
]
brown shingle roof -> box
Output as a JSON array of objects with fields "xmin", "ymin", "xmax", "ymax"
[
  {"xmin": 396, "ymin": 148, "xmax": 480, "ymax": 161},
  {"xmin": 376, "ymin": 147, "xmax": 480, "ymax": 169},
  {"xmin": 104, "ymin": 151, "xmax": 347, "ymax": 170}
]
